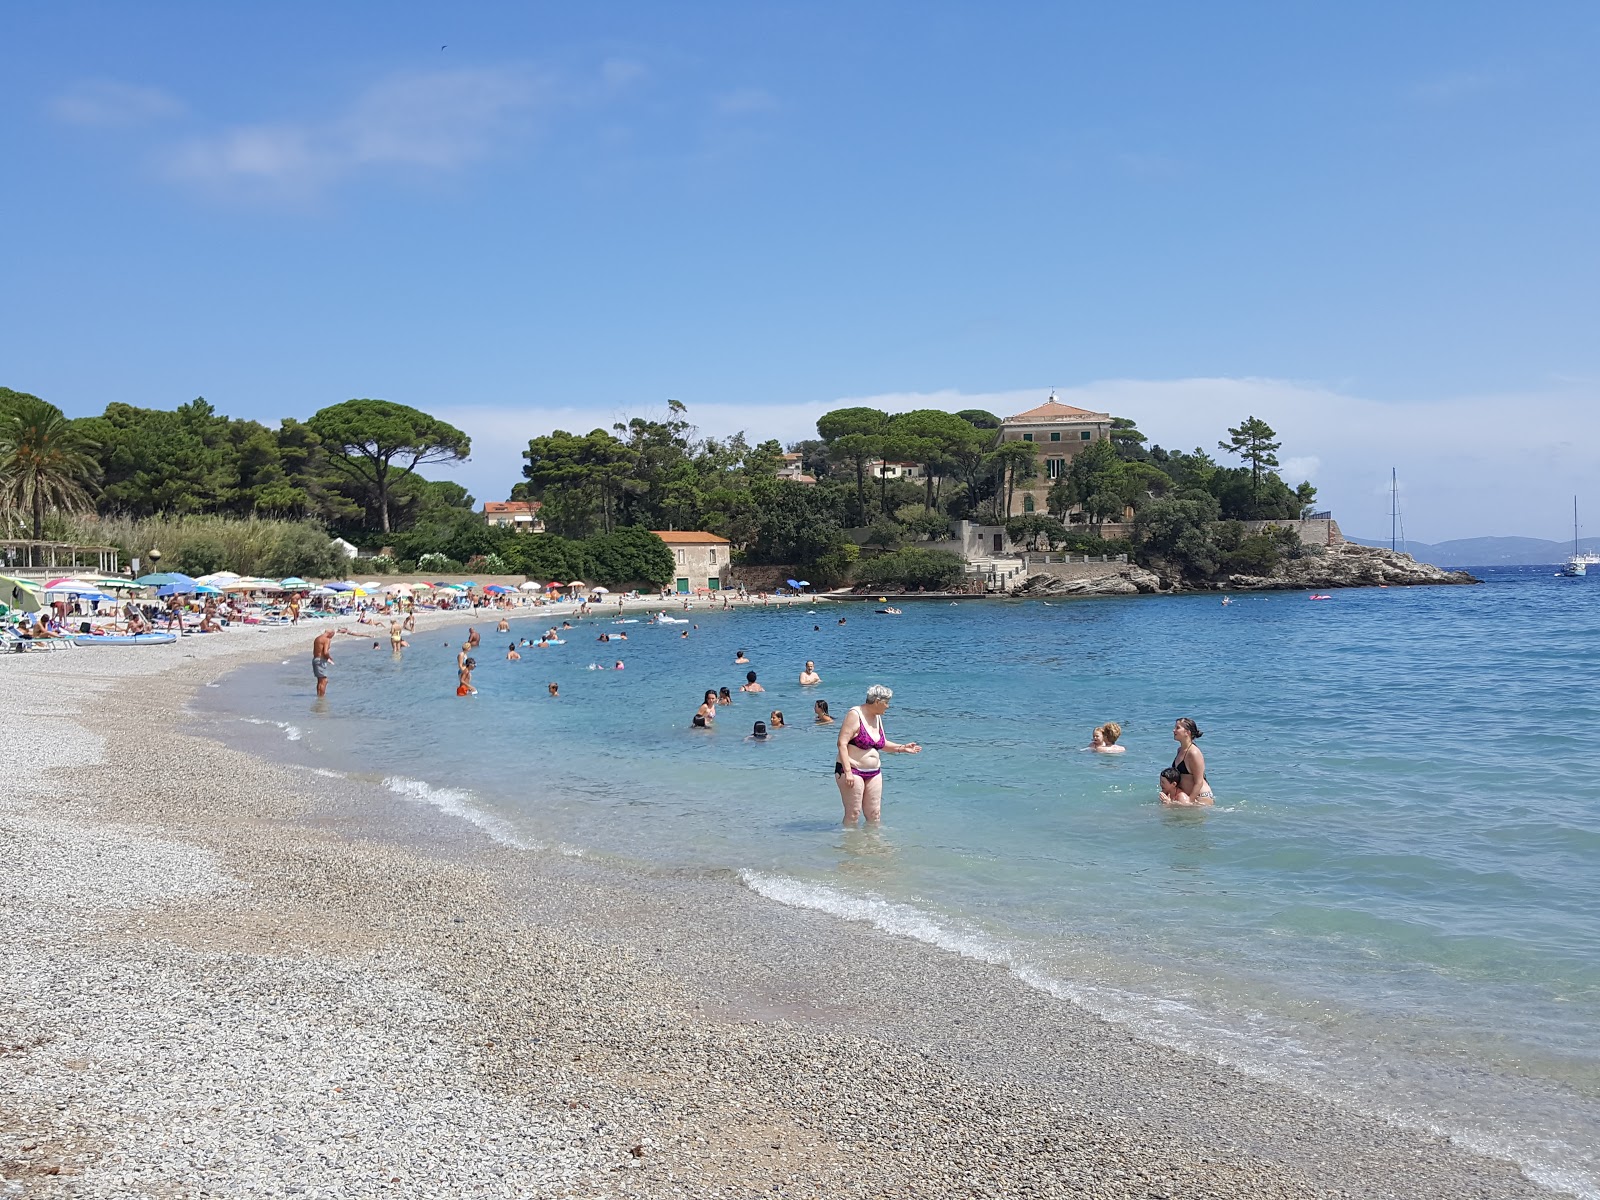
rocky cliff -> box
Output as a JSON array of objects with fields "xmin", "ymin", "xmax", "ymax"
[
  {"xmin": 1012, "ymin": 543, "xmax": 1476, "ymax": 598},
  {"xmin": 1207, "ymin": 542, "xmax": 1478, "ymax": 591},
  {"xmin": 1014, "ymin": 563, "xmax": 1167, "ymax": 597}
]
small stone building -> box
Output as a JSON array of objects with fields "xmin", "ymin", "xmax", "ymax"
[{"xmin": 653, "ymin": 531, "xmax": 732, "ymax": 593}]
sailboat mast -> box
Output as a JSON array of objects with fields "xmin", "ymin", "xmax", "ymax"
[{"xmin": 1391, "ymin": 468, "xmax": 1398, "ymax": 553}]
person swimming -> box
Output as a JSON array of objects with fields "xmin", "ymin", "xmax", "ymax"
[
  {"xmin": 696, "ymin": 690, "xmax": 718, "ymax": 724},
  {"xmin": 718, "ymin": 687, "xmax": 732, "ymax": 705},
  {"xmin": 1158, "ymin": 767, "xmax": 1194, "ymax": 806},
  {"xmin": 748, "ymin": 720, "xmax": 768, "ymax": 741},
  {"xmin": 548, "ymin": 682, "xmax": 559, "ymax": 697},
  {"xmin": 1169, "ymin": 718, "xmax": 1214, "ymax": 803},
  {"xmin": 799, "ymin": 661, "xmax": 821, "ymax": 685},
  {"xmin": 814, "ymin": 699, "xmax": 834, "ymax": 724},
  {"xmin": 735, "ymin": 649, "xmax": 750, "ymax": 664},
  {"xmin": 769, "ymin": 710, "xmax": 785, "ymax": 728},
  {"xmin": 1090, "ymin": 722, "xmax": 1125, "ymax": 753},
  {"xmin": 506, "ymin": 643, "xmax": 521, "ymax": 661},
  {"xmin": 456, "ymin": 657, "xmax": 477, "ymax": 696},
  {"xmin": 740, "ymin": 670, "xmax": 764, "ymax": 693}
]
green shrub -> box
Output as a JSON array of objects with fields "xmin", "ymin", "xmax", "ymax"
[
  {"xmin": 586, "ymin": 528, "xmax": 673, "ymax": 587},
  {"xmin": 1219, "ymin": 533, "xmax": 1280, "ymax": 575},
  {"xmin": 853, "ymin": 547, "xmax": 965, "ymax": 591}
]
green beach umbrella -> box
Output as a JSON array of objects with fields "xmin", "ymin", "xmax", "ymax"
[{"xmin": 0, "ymin": 576, "xmax": 43, "ymax": 613}]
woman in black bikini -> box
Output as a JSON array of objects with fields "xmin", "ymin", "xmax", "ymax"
[
  {"xmin": 1169, "ymin": 717, "xmax": 1214, "ymax": 804},
  {"xmin": 834, "ymin": 684, "xmax": 922, "ymax": 826}
]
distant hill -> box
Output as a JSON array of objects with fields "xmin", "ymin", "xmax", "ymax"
[{"xmin": 1345, "ymin": 534, "xmax": 1600, "ymax": 567}]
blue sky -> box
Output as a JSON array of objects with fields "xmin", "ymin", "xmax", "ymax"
[{"xmin": 5, "ymin": 2, "xmax": 1598, "ymax": 541}]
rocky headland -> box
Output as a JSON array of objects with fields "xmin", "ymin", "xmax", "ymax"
[{"xmin": 1013, "ymin": 542, "xmax": 1478, "ymax": 598}]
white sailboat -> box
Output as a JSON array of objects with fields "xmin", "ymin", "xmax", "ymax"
[{"xmin": 1558, "ymin": 498, "xmax": 1586, "ymax": 577}]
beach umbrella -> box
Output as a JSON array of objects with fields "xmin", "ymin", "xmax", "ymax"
[
  {"xmin": 484, "ymin": 585, "xmax": 511, "ymax": 594},
  {"xmin": 379, "ymin": 583, "xmax": 414, "ymax": 595},
  {"xmin": 460, "ymin": 580, "xmax": 478, "ymax": 587},
  {"xmin": 567, "ymin": 580, "xmax": 585, "ymax": 588},
  {"xmin": 324, "ymin": 582, "xmax": 353, "ymax": 592},
  {"xmin": 518, "ymin": 581, "xmax": 541, "ymax": 591},
  {"xmin": 156, "ymin": 582, "xmax": 195, "ymax": 598},
  {"xmin": 135, "ymin": 571, "xmax": 197, "ymax": 588},
  {"xmin": 0, "ymin": 576, "xmax": 42, "ymax": 613},
  {"xmin": 196, "ymin": 571, "xmax": 241, "ymax": 585},
  {"xmin": 195, "ymin": 584, "xmax": 223, "ymax": 596},
  {"xmin": 44, "ymin": 578, "xmax": 100, "ymax": 595},
  {"xmin": 279, "ymin": 576, "xmax": 310, "ymax": 588},
  {"xmin": 309, "ymin": 585, "xmax": 336, "ymax": 597},
  {"xmin": 362, "ymin": 581, "xmax": 380, "ymax": 589},
  {"xmin": 591, "ymin": 586, "xmax": 610, "ymax": 595}
]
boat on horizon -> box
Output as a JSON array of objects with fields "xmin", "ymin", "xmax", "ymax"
[{"xmin": 1558, "ymin": 497, "xmax": 1587, "ymax": 577}]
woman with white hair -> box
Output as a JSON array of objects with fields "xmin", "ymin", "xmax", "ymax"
[{"xmin": 835, "ymin": 684, "xmax": 921, "ymax": 825}]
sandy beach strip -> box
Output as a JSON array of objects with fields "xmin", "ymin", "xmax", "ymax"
[{"xmin": 1, "ymin": 616, "xmax": 1547, "ymax": 1199}]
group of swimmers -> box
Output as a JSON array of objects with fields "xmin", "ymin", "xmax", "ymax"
[{"xmin": 1089, "ymin": 717, "xmax": 1214, "ymax": 806}]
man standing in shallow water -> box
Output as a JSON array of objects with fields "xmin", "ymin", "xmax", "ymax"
[{"xmin": 311, "ymin": 628, "xmax": 335, "ymax": 697}]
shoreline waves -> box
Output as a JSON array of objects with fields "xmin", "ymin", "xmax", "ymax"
[{"xmin": 0, "ymin": 610, "xmax": 1561, "ymax": 1198}]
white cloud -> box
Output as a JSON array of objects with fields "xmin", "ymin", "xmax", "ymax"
[
  {"xmin": 715, "ymin": 87, "xmax": 778, "ymax": 115},
  {"xmin": 433, "ymin": 377, "xmax": 1600, "ymax": 542},
  {"xmin": 1279, "ymin": 455, "xmax": 1320, "ymax": 483},
  {"xmin": 51, "ymin": 80, "xmax": 184, "ymax": 127},
  {"xmin": 1410, "ymin": 70, "xmax": 1508, "ymax": 105},
  {"xmin": 163, "ymin": 66, "xmax": 553, "ymax": 199}
]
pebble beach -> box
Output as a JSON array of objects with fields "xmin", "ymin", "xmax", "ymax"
[{"xmin": 1, "ymin": 617, "xmax": 1551, "ymax": 1199}]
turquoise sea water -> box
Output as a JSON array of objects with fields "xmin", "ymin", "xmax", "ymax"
[{"xmin": 207, "ymin": 568, "xmax": 1600, "ymax": 1197}]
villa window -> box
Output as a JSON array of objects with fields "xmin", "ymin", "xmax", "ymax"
[
  {"xmin": 676, "ymin": 549, "xmax": 685, "ymax": 565},
  {"xmin": 1050, "ymin": 431, "xmax": 1061, "ymax": 442},
  {"xmin": 1022, "ymin": 433, "xmax": 1033, "ymax": 442},
  {"xmin": 1081, "ymin": 430, "xmax": 1092, "ymax": 440},
  {"xmin": 1023, "ymin": 494, "xmax": 1036, "ymax": 513},
  {"xmin": 1047, "ymin": 458, "xmax": 1065, "ymax": 479},
  {"xmin": 709, "ymin": 548, "xmax": 717, "ymax": 565}
]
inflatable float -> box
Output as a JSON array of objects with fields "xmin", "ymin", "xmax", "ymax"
[{"xmin": 72, "ymin": 632, "xmax": 179, "ymax": 646}]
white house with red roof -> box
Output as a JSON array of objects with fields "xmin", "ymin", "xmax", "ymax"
[
  {"xmin": 483, "ymin": 500, "xmax": 545, "ymax": 533},
  {"xmin": 998, "ymin": 393, "xmax": 1114, "ymax": 517}
]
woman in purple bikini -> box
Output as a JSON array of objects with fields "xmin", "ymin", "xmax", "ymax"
[{"xmin": 834, "ymin": 684, "xmax": 921, "ymax": 825}]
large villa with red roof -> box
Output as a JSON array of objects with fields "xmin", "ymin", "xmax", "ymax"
[{"xmin": 998, "ymin": 394, "xmax": 1114, "ymax": 518}]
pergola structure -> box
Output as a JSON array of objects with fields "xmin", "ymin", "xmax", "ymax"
[{"xmin": 0, "ymin": 540, "xmax": 122, "ymax": 577}]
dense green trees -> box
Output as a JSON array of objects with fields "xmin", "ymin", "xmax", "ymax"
[{"xmin": 1, "ymin": 379, "xmax": 1324, "ymax": 590}]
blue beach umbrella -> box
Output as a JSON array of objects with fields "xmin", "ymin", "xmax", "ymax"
[
  {"xmin": 156, "ymin": 582, "xmax": 197, "ymax": 597},
  {"xmin": 324, "ymin": 582, "xmax": 354, "ymax": 592},
  {"xmin": 136, "ymin": 571, "xmax": 199, "ymax": 588}
]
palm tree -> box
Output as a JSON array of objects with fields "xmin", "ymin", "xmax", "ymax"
[{"xmin": 0, "ymin": 396, "xmax": 100, "ymax": 540}]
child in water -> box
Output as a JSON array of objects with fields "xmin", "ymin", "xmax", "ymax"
[
  {"xmin": 457, "ymin": 658, "xmax": 478, "ymax": 696},
  {"xmin": 1158, "ymin": 767, "xmax": 1196, "ymax": 806},
  {"xmin": 1090, "ymin": 722, "xmax": 1125, "ymax": 753}
]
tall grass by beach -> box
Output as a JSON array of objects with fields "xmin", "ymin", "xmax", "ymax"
[{"xmin": 54, "ymin": 513, "xmax": 347, "ymax": 578}]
